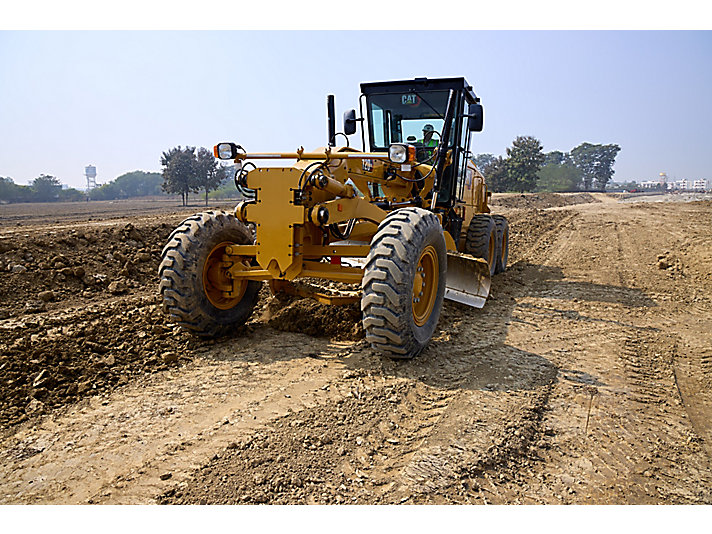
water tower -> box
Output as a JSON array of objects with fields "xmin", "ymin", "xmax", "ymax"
[
  {"xmin": 85, "ymin": 165, "xmax": 97, "ymax": 191},
  {"xmin": 659, "ymin": 172, "xmax": 668, "ymax": 188}
]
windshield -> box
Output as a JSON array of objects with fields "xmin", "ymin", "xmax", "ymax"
[{"xmin": 366, "ymin": 90, "xmax": 458, "ymax": 151}]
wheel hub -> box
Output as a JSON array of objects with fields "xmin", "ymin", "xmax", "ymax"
[
  {"xmin": 412, "ymin": 245, "xmax": 439, "ymax": 326},
  {"xmin": 203, "ymin": 241, "xmax": 248, "ymax": 310}
]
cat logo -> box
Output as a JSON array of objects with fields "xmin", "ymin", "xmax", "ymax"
[{"xmin": 402, "ymin": 94, "xmax": 420, "ymax": 106}]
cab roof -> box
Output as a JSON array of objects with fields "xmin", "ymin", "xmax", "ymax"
[{"xmin": 360, "ymin": 77, "xmax": 480, "ymax": 104}]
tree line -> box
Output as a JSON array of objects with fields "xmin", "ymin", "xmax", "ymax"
[
  {"xmin": 1, "ymin": 147, "xmax": 235, "ymax": 204},
  {"xmin": 2, "ymin": 140, "xmax": 620, "ymax": 204},
  {"xmin": 472, "ymin": 138, "xmax": 621, "ymax": 193},
  {"xmin": 0, "ymin": 175, "xmax": 85, "ymax": 203}
]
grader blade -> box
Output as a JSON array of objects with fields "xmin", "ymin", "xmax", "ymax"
[{"xmin": 445, "ymin": 252, "xmax": 491, "ymax": 308}]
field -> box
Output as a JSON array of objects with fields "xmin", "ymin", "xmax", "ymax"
[{"xmin": 1, "ymin": 193, "xmax": 711, "ymax": 504}]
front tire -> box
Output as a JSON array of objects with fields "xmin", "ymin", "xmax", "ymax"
[
  {"xmin": 158, "ymin": 211, "xmax": 260, "ymax": 336},
  {"xmin": 361, "ymin": 208, "xmax": 447, "ymax": 359}
]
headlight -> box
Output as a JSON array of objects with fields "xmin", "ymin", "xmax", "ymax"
[
  {"xmin": 388, "ymin": 143, "xmax": 408, "ymax": 164},
  {"xmin": 214, "ymin": 142, "xmax": 238, "ymax": 160}
]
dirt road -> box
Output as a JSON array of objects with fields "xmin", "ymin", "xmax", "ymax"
[{"xmin": 1, "ymin": 194, "xmax": 710, "ymax": 504}]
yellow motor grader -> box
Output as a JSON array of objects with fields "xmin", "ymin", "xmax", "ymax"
[{"xmin": 159, "ymin": 77, "xmax": 508, "ymax": 359}]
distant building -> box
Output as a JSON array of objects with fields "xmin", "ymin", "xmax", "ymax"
[{"xmin": 693, "ymin": 179, "xmax": 707, "ymax": 191}]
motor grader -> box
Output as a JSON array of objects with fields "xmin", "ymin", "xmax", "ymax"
[{"xmin": 159, "ymin": 77, "xmax": 509, "ymax": 359}]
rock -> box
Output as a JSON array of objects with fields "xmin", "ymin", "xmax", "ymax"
[
  {"xmin": 108, "ymin": 280, "xmax": 127, "ymax": 294},
  {"xmin": 32, "ymin": 387, "xmax": 49, "ymax": 399},
  {"xmin": 162, "ymin": 351, "xmax": 178, "ymax": 364},
  {"xmin": 657, "ymin": 259, "xmax": 670, "ymax": 270},
  {"xmin": 113, "ymin": 251, "xmax": 127, "ymax": 263},
  {"xmin": 26, "ymin": 398, "xmax": 46, "ymax": 416},
  {"xmin": 137, "ymin": 252, "xmax": 151, "ymax": 263},
  {"xmin": 38, "ymin": 290, "xmax": 55, "ymax": 302},
  {"xmin": 11, "ymin": 264, "xmax": 27, "ymax": 274},
  {"xmin": 160, "ymin": 473, "xmax": 172, "ymax": 481},
  {"xmin": 24, "ymin": 300, "xmax": 46, "ymax": 313},
  {"xmin": 0, "ymin": 240, "xmax": 15, "ymax": 253},
  {"xmin": 33, "ymin": 369, "xmax": 51, "ymax": 388},
  {"xmin": 73, "ymin": 266, "xmax": 85, "ymax": 278},
  {"xmin": 102, "ymin": 354, "xmax": 116, "ymax": 366},
  {"xmin": 123, "ymin": 224, "xmax": 143, "ymax": 242},
  {"xmin": 60, "ymin": 267, "xmax": 74, "ymax": 277}
]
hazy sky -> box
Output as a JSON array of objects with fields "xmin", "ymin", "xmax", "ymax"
[{"xmin": 1, "ymin": 30, "xmax": 710, "ymax": 188}]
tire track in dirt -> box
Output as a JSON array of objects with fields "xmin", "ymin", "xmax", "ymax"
[
  {"xmin": 160, "ymin": 211, "xmax": 575, "ymax": 504},
  {"xmin": 4, "ymin": 196, "xmax": 712, "ymax": 505},
  {"xmin": 0, "ymin": 328, "xmax": 360, "ymax": 504},
  {"xmin": 495, "ymin": 201, "xmax": 712, "ymax": 504}
]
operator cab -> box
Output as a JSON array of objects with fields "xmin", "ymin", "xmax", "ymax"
[{"xmin": 354, "ymin": 77, "xmax": 483, "ymax": 209}]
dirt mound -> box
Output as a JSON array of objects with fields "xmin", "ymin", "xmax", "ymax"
[
  {"xmin": 267, "ymin": 296, "xmax": 364, "ymax": 341},
  {"xmin": 0, "ymin": 222, "xmax": 174, "ymax": 319},
  {"xmin": 159, "ymin": 378, "xmax": 553, "ymax": 505},
  {"xmin": 0, "ymin": 296, "xmax": 213, "ymax": 430},
  {"xmin": 503, "ymin": 208, "xmax": 576, "ymax": 263},
  {"xmin": 159, "ymin": 381, "xmax": 406, "ymax": 504},
  {"xmin": 490, "ymin": 192, "xmax": 599, "ymax": 210}
]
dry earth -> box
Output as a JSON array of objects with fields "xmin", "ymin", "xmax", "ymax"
[{"xmin": 0, "ymin": 193, "xmax": 710, "ymax": 505}]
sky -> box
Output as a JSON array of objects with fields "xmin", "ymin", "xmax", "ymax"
[{"xmin": 1, "ymin": 29, "xmax": 711, "ymax": 189}]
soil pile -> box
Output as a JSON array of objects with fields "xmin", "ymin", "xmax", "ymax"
[
  {"xmin": 0, "ymin": 222, "xmax": 174, "ymax": 319},
  {"xmin": 490, "ymin": 192, "xmax": 599, "ymax": 210},
  {"xmin": 267, "ymin": 297, "xmax": 363, "ymax": 341},
  {"xmin": 0, "ymin": 296, "xmax": 215, "ymax": 429}
]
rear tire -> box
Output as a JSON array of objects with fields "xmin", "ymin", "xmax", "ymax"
[
  {"xmin": 465, "ymin": 214, "xmax": 497, "ymax": 277},
  {"xmin": 361, "ymin": 208, "xmax": 447, "ymax": 359},
  {"xmin": 492, "ymin": 215, "xmax": 509, "ymax": 274},
  {"xmin": 159, "ymin": 211, "xmax": 260, "ymax": 336}
]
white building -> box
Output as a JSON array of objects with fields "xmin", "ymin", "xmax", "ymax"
[{"xmin": 693, "ymin": 179, "xmax": 708, "ymax": 191}]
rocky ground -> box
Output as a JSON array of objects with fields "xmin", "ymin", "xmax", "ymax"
[{"xmin": 0, "ymin": 193, "xmax": 710, "ymax": 505}]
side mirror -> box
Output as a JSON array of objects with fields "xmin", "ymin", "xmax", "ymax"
[
  {"xmin": 467, "ymin": 103, "xmax": 484, "ymax": 132},
  {"xmin": 343, "ymin": 109, "xmax": 358, "ymax": 136}
]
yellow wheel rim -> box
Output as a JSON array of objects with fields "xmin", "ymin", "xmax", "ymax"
[
  {"xmin": 202, "ymin": 241, "xmax": 248, "ymax": 310},
  {"xmin": 412, "ymin": 245, "xmax": 439, "ymax": 327}
]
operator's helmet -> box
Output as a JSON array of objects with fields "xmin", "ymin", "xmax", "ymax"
[{"xmin": 423, "ymin": 124, "xmax": 435, "ymax": 133}]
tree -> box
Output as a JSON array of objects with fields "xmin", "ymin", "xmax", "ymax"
[
  {"xmin": 570, "ymin": 142, "xmax": 621, "ymax": 191},
  {"xmin": 505, "ymin": 136, "xmax": 545, "ymax": 192},
  {"xmin": 161, "ymin": 146, "xmax": 198, "ymax": 206},
  {"xmin": 194, "ymin": 147, "xmax": 224, "ymax": 206},
  {"xmin": 544, "ymin": 150, "xmax": 567, "ymax": 166},
  {"xmin": 58, "ymin": 188, "xmax": 86, "ymax": 202},
  {"xmin": 31, "ymin": 174, "xmax": 62, "ymax": 202},
  {"xmin": 0, "ymin": 177, "xmax": 22, "ymax": 203},
  {"xmin": 536, "ymin": 162, "xmax": 583, "ymax": 192},
  {"xmin": 482, "ymin": 156, "xmax": 510, "ymax": 193},
  {"xmin": 91, "ymin": 170, "xmax": 163, "ymax": 200},
  {"xmin": 471, "ymin": 153, "xmax": 496, "ymax": 173}
]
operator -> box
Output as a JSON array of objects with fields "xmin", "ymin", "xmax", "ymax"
[{"xmin": 416, "ymin": 124, "xmax": 438, "ymax": 162}]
